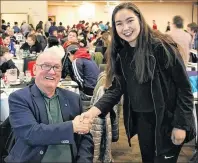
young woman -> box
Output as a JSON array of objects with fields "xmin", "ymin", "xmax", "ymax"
[{"xmin": 80, "ymin": 2, "xmax": 196, "ymax": 163}]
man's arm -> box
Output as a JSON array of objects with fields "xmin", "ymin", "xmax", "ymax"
[{"xmin": 9, "ymin": 91, "xmax": 75, "ymax": 146}]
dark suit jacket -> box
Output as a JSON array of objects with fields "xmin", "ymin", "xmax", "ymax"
[{"xmin": 5, "ymin": 84, "xmax": 94, "ymax": 163}]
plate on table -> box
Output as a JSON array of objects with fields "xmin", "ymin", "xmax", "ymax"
[
  {"xmin": 10, "ymin": 79, "xmax": 21, "ymax": 85},
  {"xmin": 60, "ymin": 81, "xmax": 78, "ymax": 87}
]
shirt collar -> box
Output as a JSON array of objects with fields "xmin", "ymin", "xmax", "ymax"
[{"xmin": 39, "ymin": 88, "xmax": 59, "ymax": 99}]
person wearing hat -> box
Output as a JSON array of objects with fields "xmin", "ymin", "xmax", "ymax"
[{"xmin": 63, "ymin": 42, "xmax": 99, "ymax": 96}]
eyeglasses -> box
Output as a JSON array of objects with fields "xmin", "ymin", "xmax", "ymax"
[{"xmin": 36, "ymin": 64, "xmax": 62, "ymax": 72}]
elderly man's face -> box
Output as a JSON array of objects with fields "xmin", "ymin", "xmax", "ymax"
[{"xmin": 34, "ymin": 54, "xmax": 62, "ymax": 91}]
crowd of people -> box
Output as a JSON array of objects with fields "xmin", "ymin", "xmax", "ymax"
[{"xmin": 0, "ymin": 1, "xmax": 198, "ymax": 163}]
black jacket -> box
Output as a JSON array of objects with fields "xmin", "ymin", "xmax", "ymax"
[
  {"xmin": 20, "ymin": 41, "xmax": 42, "ymax": 53},
  {"xmin": 95, "ymin": 43, "xmax": 196, "ymax": 156}
]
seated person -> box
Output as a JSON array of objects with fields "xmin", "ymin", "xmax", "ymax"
[
  {"xmin": 5, "ymin": 48, "xmax": 94, "ymax": 163},
  {"xmin": 94, "ymin": 31, "xmax": 109, "ymax": 56},
  {"xmin": 0, "ymin": 33, "xmax": 16, "ymax": 56},
  {"xmin": 65, "ymin": 42, "xmax": 100, "ymax": 96},
  {"xmin": 63, "ymin": 30, "xmax": 79, "ymax": 48},
  {"xmin": 44, "ymin": 36, "xmax": 65, "ymax": 58},
  {"xmin": 0, "ymin": 45, "xmax": 19, "ymax": 78},
  {"xmin": 20, "ymin": 33, "xmax": 42, "ymax": 53},
  {"xmin": 35, "ymin": 28, "xmax": 47, "ymax": 51}
]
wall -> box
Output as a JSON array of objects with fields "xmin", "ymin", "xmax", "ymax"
[
  {"xmin": 48, "ymin": 2, "xmax": 197, "ymax": 33},
  {"xmin": 1, "ymin": 1, "xmax": 48, "ymax": 27},
  {"xmin": 137, "ymin": 2, "xmax": 197, "ymax": 32},
  {"xmin": 48, "ymin": 3, "xmax": 113, "ymax": 27}
]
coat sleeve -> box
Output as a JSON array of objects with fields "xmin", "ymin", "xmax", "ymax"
[
  {"xmin": 94, "ymin": 75, "xmax": 124, "ymax": 116},
  {"xmin": 168, "ymin": 51, "xmax": 195, "ymax": 132},
  {"xmin": 8, "ymin": 91, "xmax": 75, "ymax": 146},
  {"xmin": 76, "ymin": 96, "xmax": 94, "ymax": 163},
  {"xmin": 72, "ymin": 59, "xmax": 84, "ymax": 89}
]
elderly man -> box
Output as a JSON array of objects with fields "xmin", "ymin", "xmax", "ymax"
[{"xmin": 5, "ymin": 47, "xmax": 94, "ymax": 162}]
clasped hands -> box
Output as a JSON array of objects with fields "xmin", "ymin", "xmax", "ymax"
[
  {"xmin": 72, "ymin": 111, "xmax": 94, "ymax": 134},
  {"xmin": 72, "ymin": 109, "xmax": 187, "ymax": 145}
]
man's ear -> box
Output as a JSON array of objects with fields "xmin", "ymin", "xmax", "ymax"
[{"xmin": 33, "ymin": 64, "xmax": 36, "ymax": 76}]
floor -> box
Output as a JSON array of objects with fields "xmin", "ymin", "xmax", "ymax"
[{"xmin": 111, "ymin": 109, "xmax": 196, "ymax": 163}]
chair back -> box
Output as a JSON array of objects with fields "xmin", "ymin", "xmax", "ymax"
[
  {"xmin": 27, "ymin": 61, "xmax": 36, "ymax": 77},
  {"xmin": 99, "ymin": 64, "xmax": 106, "ymax": 73},
  {"xmin": 23, "ymin": 57, "xmax": 36, "ymax": 73}
]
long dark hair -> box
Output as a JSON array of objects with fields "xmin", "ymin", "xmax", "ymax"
[{"xmin": 107, "ymin": 2, "xmax": 177, "ymax": 84}]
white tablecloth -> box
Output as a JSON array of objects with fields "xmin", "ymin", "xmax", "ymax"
[
  {"xmin": 58, "ymin": 80, "xmax": 79, "ymax": 94},
  {"xmin": 0, "ymin": 88, "xmax": 21, "ymax": 122},
  {"xmin": 0, "ymin": 93, "xmax": 9, "ymax": 122},
  {"xmin": 13, "ymin": 59, "xmax": 24, "ymax": 73}
]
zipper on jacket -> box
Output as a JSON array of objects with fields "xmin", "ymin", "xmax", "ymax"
[
  {"xmin": 118, "ymin": 54, "xmax": 131, "ymax": 145},
  {"xmin": 150, "ymin": 55, "xmax": 158, "ymax": 156}
]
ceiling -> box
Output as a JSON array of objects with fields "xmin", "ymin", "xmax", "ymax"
[{"xmin": 48, "ymin": 0, "xmax": 198, "ymax": 6}]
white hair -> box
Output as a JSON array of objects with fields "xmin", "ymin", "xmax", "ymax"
[
  {"xmin": 37, "ymin": 46, "xmax": 64, "ymax": 63},
  {"xmin": 44, "ymin": 45, "xmax": 65, "ymax": 58}
]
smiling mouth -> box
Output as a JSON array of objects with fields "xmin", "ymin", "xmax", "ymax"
[
  {"xmin": 123, "ymin": 32, "xmax": 133, "ymax": 37},
  {"xmin": 45, "ymin": 76, "xmax": 55, "ymax": 80}
]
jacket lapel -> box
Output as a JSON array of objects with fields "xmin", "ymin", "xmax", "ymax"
[
  {"xmin": 57, "ymin": 89, "xmax": 71, "ymax": 122},
  {"xmin": 30, "ymin": 84, "xmax": 49, "ymax": 124}
]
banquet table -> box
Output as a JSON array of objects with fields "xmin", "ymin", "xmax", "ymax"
[
  {"xmin": 0, "ymin": 88, "xmax": 22, "ymax": 123},
  {"xmin": 190, "ymin": 49, "xmax": 198, "ymax": 57},
  {"xmin": 12, "ymin": 58, "xmax": 24, "ymax": 73}
]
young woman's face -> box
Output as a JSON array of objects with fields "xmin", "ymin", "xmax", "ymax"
[{"xmin": 115, "ymin": 8, "xmax": 140, "ymax": 47}]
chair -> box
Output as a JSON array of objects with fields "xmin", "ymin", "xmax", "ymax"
[
  {"xmin": 92, "ymin": 52, "xmax": 103, "ymax": 67},
  {"xmin": 23, "ymin": 57, "xmax": 37, "ymax": 73},
  {"xmin": 27, "ymin": 61, "xmax": 36, "ymax": 77},
  {"xmin": 99, "ymin": 64, "xmax": 107, "ymax": 73}
]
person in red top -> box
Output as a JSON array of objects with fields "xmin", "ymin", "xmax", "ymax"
[
  {"xmin": 65, "ymin": 42, "xmax": 99, "ymax": 96},
  {"xmin": 0, "ymin": 37, "xmax": 3, "ymax": 45},
  {"xmin": 152, "ymin": 20, "xmax": 157, "ymax": 30}
]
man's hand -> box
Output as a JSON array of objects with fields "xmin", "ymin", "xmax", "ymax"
[
  {"xmin": 72, "ymin": 115, "xmax": 91, "ymax": 134},
  {"xmin": 171, "ymin": 128, "xmax": 186, "ymax": 145}
]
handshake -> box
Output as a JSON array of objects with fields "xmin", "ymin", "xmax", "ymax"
[{"xmin": 72, "ymin": 106, "xmax": 101, "ymax": 134}]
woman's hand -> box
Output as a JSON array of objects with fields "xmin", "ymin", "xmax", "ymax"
[{"xmin": 171, "ymin": 128, "xmax": 186, "ymax": 145}]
